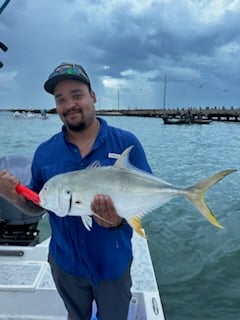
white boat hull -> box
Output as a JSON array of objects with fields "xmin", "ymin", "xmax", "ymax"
[{"xmin": 0, "ymin": 233, "xmax": 165, "ymax": 320}]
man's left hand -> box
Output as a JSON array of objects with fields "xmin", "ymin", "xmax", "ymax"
[{"xmin": 91, "ymin": 195, "xmax": 122, "ymax": 228}]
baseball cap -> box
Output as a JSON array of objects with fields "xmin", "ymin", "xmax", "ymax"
[{"xmin": 44, "ymin": 62, "xmax": 91, "ymax": 94}]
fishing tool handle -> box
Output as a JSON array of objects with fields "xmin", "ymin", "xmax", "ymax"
[{"xmin": 16, "ymin": 184, "xmax": 40, "ymax": 205}]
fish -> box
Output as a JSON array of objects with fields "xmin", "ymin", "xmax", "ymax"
[{"xmin": 38, "ymin": 146, "xmax": 236, "ymax": 237}]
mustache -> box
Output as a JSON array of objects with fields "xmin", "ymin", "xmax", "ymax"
[{"xmin": 63, "ymin": 107, "xmax": 83, "ymax": 117}]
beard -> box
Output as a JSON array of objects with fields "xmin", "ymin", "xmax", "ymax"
[
  {"xmin": 67, "ymin": 121, "xmax": 86, "ymax": 131},
  {"xmin": 63, "ymin": 108, "xmax": 86, "ymax": 132}
]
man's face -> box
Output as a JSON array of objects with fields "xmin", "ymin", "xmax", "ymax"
[{"xmin": 54, "ymin": 79, "xmax": 96, "ymax": 131}]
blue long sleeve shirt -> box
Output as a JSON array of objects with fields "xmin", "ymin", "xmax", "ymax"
[{"xmin": 29, "ymin": 118, "xmax": 152, "ymax": 285}]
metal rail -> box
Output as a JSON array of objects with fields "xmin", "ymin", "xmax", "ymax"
[{"xmin": 0, "ymin": 0, "xmax": 11, "ymax": 68}]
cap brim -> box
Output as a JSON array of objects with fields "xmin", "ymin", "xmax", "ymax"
[{"xmin": 44, "ymin": 74, "xmax": 90, "ymax": 94}]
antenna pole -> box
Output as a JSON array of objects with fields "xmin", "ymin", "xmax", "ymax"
[
  {"xmin": 163, "ymin": 74, "xmax": 167, "ymax": 109},
  {"xmin": 0, "ymin": 0, "xmax": 11, "ymax": 15}
]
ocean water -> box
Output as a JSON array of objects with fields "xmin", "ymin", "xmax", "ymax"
[{"xmin": 1, "ymin": 111, "xmax": 240, "ymax": 320}]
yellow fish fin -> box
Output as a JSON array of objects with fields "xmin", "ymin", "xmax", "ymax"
[
  {"xmin": 127, "ymin": 216, "xmax": 146, "ymax": 238},
  {"xmin": 186, "ymin": 169, "xmax": 237, "ymax": 228}
]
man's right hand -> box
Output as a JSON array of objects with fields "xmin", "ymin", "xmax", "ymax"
[{"xmin": 0, "ymin": 170, "xmax": 24, "ymax": 204}]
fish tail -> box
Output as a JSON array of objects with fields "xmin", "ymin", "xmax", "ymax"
[{"xmin": 185, "ymin": 169, "xmax": 237, "ymax": 228}]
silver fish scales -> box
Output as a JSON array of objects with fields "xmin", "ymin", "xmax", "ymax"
[{"xmin": 39, "ymin": 146, "xmax": 236, "ymax": 237}]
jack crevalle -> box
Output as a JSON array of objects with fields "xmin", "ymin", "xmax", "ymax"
[{"xmin": 39, "ymin": 146, "xmax": 236, "ymax": 237}]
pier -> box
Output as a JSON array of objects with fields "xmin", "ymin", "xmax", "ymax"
[
  {"xmin": 3, "ymin": 106, "xmax": 240, "ymax": 122},
  {"xmin": 95, "ymin": 107, "xmax": 240, "ymax": 122}
]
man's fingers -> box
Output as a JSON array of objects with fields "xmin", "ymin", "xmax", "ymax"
[{"xmin": 91, "ymin": 194, "xmax": 122, "ymax": 228}]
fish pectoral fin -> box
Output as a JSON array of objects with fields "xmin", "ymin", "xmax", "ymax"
[
  {"xmin": 92, "ymin": 213, "xmax": 114, "ymax": 226},
  {"xmin": 81, "ymin": 216, "xmax": 93, "ymax": 231},
  {"xmin": 127, "ymin": 216, "xmax": 146, "ymax": 238}
]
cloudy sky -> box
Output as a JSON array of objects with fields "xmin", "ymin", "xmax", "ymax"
[{"xmin": 0, "ymin": 0, "xmax": 240, "ymax": 110}]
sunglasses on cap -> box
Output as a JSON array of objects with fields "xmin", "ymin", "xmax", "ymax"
[
  {"xmin": 44, "ymin": 62, "xmax": 91, "ymax": 94},
  {"xmin": 48, "ymin": 63, "xmax": 90, "ymax": 83}
]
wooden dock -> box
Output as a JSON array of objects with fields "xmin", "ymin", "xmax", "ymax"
[
  {"xmin": 95, "ymin": 107, "xmax": 240, "ymax": 122},
  {"xmin": 3, "ymin": 107, "xmax": 240, "ymax": 122}
]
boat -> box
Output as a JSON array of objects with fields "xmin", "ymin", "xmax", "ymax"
[
  {"xmin": 162, "ymin": 116, "xmax": 212, "ymax": 125},
  {"xmin": 162, "ymin": 117, "xmax": 190, "ymax": 125},
  {"xmin": 192, "ymin": 118, "xmax": 212, "ymax": 124},
  {"xmin": 12, "ymin": 111, "xmax": 48, "ymax": 120},
  {"xmin": 0, "ymin": 155, "xmax": 166, "ymax": 320}
]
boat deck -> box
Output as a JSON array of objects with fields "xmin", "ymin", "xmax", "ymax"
[{"xmin": 0, "ymin": 233, "xmax": 165, "ymax": 320}]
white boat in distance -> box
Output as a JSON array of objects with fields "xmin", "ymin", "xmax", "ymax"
[
  {"xmin": 12, "ymin": 110, "xmax": 48, "ymax": 120},
  {"xmin": 0, "ymin": 155, "xmax": 165, "ymax": 320}
]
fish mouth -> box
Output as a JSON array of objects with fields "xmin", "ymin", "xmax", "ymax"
[{"xmin": 38, "ymin": 192, "xmax": 45, "ymax": 208}]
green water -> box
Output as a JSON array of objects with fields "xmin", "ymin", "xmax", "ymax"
[{"xmin": 1, "ymin": 111, "xmax": 240, "ymax": 320}]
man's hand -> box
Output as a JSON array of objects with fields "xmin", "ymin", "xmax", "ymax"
[
  {"xmin": 91, "ymin": 195, "xmax": 123, "ymax": 228},
  {"xmin": 0, "ymin": 170, "xmax": 45, "ymax": 216},
  {"xmin": 0, "ymin": 170, "xmax": 23, "ymax": 204}
]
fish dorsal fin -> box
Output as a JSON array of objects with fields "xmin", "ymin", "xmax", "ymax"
[
  {"xmin": 81, "ymin": 215, "xmax": 93, "ymax": 230},
  {"xmin": 87, "ymin": 160, "xmax": 101, "ymax": 169},
  {"xmin": 114, "ymin": 146, "xmax": 148, "ymax": 176},
  {"xmin": 113, "ymin": 146, "xmax": 161, "ymax": 181},
  {"xmin": 127, "ymin": 216, "xmax": 146, "ymax": 239},
  {"xmin": 114, "ymin": 146, "xmax": 134, "ymax": 169}
]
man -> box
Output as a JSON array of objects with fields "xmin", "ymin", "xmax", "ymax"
[{"xmin": 0, "ymin": 62, "xmax": 152, "ymax": 320}]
